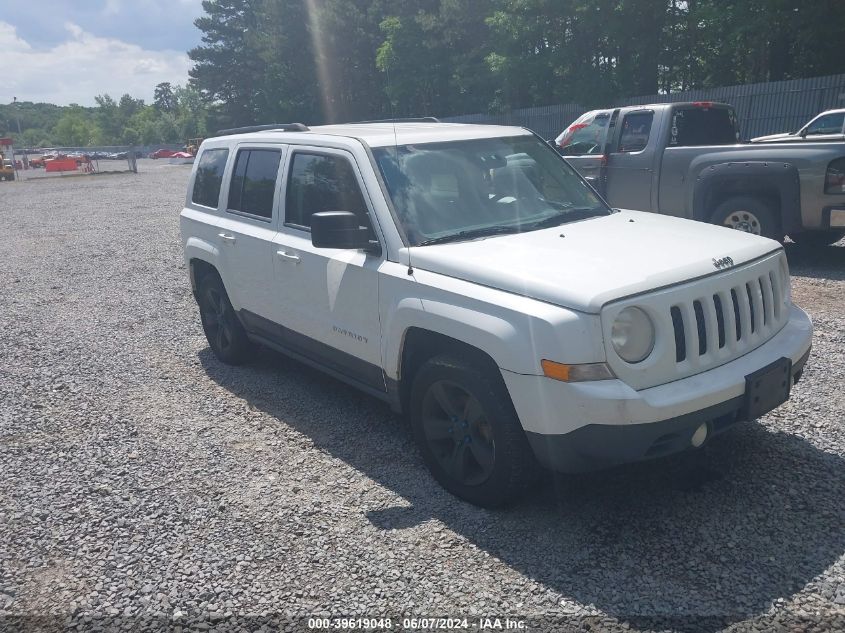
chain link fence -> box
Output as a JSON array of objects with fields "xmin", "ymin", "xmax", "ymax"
[{"xmin": 5, "ymin": 143, "xmax": 190, "ymax": 182}]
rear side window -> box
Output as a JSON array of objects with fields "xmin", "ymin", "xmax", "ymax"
[
  {"xmin": 192, "ymin": 148, "xmax": 229, "ymax": 208},
  {"xmin": 669, "ymin": 106, "xmax": 740, "ymax": 146},
  {"xmin": 557, "ymin": 111, "xmax": 610, "ymax": 155},
  {"xmin": 617, "ymin": 112, "xmax": 654, "ymax": 152},
  {"xmin": 227, "ymin": 149, "xmax": 282, "ymax": 219},
  {"xmin": 285, "ymin": 153, "xmax": 369, "ymax": 229}
]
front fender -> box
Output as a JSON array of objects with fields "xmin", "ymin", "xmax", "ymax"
[{"xmin": 379, "ymin": 269, "xmax": 607, "ymax": 380}]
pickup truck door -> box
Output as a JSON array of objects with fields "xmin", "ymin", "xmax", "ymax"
[
  {"xmin": 557, "ymin": 110, "xmax": 612, "ymax": 195},
  {"xmin": 604, "ymin": 109, "xmax": 657, "ymax": 211},
  {"xmin": 270, "ymin": 147, "xmax": 385, "ymax": 393}
]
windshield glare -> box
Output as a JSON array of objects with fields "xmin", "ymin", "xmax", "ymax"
[{"xmin": 373, "ymin": 135, "xmax": 610, "ymax": 246}]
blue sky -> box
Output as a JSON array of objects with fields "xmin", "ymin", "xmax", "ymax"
[{"xmin": 1, "ymin": 0, "xmax": 205, "ymax": 106}]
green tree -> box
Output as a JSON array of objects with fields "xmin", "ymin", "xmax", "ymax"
[
  {"xmin": 154, "ymin": 82, "xmax": 177, "ymax": 112},
  {"xmin": 54, "ymin": 106, "xmax": 101, "ymax": 146},
  {"xmin": 189, "ymin": 0, "xmax": 271, "ymax": 127}
]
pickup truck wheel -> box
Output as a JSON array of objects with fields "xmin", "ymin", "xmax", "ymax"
[
  {"xmin": 197, "ymin": 274, "xmax": 253, "ymax": 365},
  {"xmin": 711, "ymin": 197, "xmax": 780, "ymax": 240},
  {"xmin": 409, "ymin": 356, "xmax": 540, "ymax": 508},
  {"xmin": 789, "ymin": 229, "xmax": 845, "ymax": 247}
]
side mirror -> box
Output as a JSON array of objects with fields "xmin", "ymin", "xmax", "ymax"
[{"xmin": 311, "ymin": 211, "xmax": 373, "ymax": 250}]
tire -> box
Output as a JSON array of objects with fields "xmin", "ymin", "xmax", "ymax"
[
  {"xmin": 710, "ymin": 196, "xmax": 781, "ymax": 240},
  {"xmin": 409, "ymin": 355, "xmax": 541, "ymax": 507},
  {"xmin": 197, "ymin": 272, "xmax": 253, "ymax": 365},
  {"xmin": 789, "ymin": 229, "xmax": 845, "ymax": 247}
]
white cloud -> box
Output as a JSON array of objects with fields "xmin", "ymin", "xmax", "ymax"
[{"xmin": 0, "ymin": 21, "xmax": 191, "ymax": 106}]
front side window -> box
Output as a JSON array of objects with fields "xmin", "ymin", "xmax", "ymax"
[
  {"xmin": 556, "ymin": 111, "xmax": 611, "ymax": 155},
  {"xmin": 805, "ymin": 113, "xmax": 845, "ymax": 136},
  {"xmin": 192, "ymin": 148, "xmax": 229, "ymax": 208},
  {"xmin": 617, "ymin": 111, "xmax": 654, "ymax": 153},
  {"xmin": 373, "ymin": 135, "xmax": 610, "ymax": 246},
  {"xmin": 227, "ymin": 149, "xmax": 282, "ymax": 219},
  {"xmin": 285, "ymin": 153, "xmax": 369, "ymax": 229}
]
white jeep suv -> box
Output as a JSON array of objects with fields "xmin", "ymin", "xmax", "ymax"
[{"xmin": 180, "ymin": 120, "xmax": 813, "ymax": 507}]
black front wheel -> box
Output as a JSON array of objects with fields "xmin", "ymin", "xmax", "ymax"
[
  {"xmin": 197, "ymin": 273, "xmax": 253, "ymax": 365},
  {"xmin": 409, "ymin": 356, "xmax": 540, "ymax": 507}
]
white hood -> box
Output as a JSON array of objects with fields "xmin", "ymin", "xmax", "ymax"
[{"xmin": 409, "ymin": 210, "xmax": 781, "ymax": 313}]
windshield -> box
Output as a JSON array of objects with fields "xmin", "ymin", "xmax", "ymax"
[{"xmin": 373, "ymin": 135, "xmax": 610, "ymax": 246}]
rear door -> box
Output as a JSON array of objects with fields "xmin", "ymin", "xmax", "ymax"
[
  {"xmin": 215, "ymin": 144, "xmax": 285, "ymax": 322},
  {"xmin": 556, "ymin": 110, "xmax": 612, "ymax": 193},
  {"xmin": 604, "ymin": 109, "xmax": 656, "ymax": 211}
]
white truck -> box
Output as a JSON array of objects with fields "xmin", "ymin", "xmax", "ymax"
[{"xmin": 180, "ymin": 120, "xmax": 813, "ymax": 507}]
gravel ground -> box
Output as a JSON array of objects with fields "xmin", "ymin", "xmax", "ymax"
[{"xmin": 0, "ymin": 164, "xmax": 843, "ymax": 633}]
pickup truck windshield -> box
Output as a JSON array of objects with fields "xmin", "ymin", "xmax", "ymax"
[{"xmin": 374, "ymin": 135, "xmax": 610, "ymax": 246}]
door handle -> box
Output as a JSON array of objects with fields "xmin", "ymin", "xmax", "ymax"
[
  {"xmin": 276, "ymin": 250, "xmax": 300, "ymax": 264},
  {"xmin": 218, "ymin": 232, "xmax": 236, "ymax": 243}
]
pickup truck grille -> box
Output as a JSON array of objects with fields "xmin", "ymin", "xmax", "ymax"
[
  {"xmin": 669, "ymin": 270, "xmax": 784, "ymax": 363},
  {"xmin": 601, "ymin": 251, "xmax": 789, "ymax": 390}
]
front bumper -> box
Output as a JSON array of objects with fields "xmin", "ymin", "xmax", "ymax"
[{"xmin": 501, "ymin": 304, "xmax": 813, "ymax": 472}]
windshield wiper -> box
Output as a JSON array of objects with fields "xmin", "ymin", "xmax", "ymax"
[
  {"xmin": 418, "ymin": 224, "xmax": 521, "ymax": 246},
  {"xmin": 523, "ymin": 206, "xmax": 607, "ymax": 230}
]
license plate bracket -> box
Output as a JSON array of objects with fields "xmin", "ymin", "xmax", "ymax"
[{"xmin": 744, "ymin": 357, "xmax": 792, "ymax": 420}]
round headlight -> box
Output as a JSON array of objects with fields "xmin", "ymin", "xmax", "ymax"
[{"xmin": 611, "ymin": 307, "xmax": 655, "ymax": 363}]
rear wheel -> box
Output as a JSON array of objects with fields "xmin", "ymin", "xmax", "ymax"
[
  {"xmin": 789, "ymin": 229, "xmax": 845, "ymax": 247},
  {"xmin": 197, "ymin": 273, "xmax": 253, "ymax": 365},
  {"xmin": 409, "ymin": 355, "xmax": 540, "ymax": 507},
  {"xmin": 711, "ymin": 196, "xmax": 780, "ymax": 240}
]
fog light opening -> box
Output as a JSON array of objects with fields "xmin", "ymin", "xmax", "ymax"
[{"xmin": 691, "ymin": 423, "xmax": 709, "ymax": 448}]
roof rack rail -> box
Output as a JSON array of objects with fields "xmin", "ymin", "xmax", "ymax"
[
  {"xmin": 350, "ymin": 117, "xmax": 441, "ymax": 124},
  {"xmin": 215, "ymin": 123, "xmax": 309, "ymax": 136}
]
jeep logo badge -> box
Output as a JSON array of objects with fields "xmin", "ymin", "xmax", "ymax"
[{"xmin": 712, "ymin": 256, "xmax": 734, "ymax": 270}]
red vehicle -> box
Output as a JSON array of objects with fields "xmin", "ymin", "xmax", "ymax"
[{"xmin": 149, "ymin": 148, "xmax": 178, "ymax": 159}]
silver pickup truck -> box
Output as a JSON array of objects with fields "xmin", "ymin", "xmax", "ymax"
[{"xmin": 556, "ymin": 102, "xmax": 845, "ymax": 245}]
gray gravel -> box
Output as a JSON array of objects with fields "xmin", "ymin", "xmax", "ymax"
[{"xmin": 1, "ymin": 164, "xmax": 843, "ymax": 632}]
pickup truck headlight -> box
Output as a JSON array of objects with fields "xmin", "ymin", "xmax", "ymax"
[{"xmin": 611, "ymin": 307, "xmax": 655, "ymax": 363}]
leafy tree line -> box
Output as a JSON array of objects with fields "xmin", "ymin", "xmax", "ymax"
[
  {"xmin": 3, "ymin": 0, "xmax": 843, "ymax": 145},
  {"xmin": 189, "ymin": 0, "xmax": 845, "ymax": 127},
  {"xmin": 0, "ymin": 83, "xmax": 210, "ymax": 148}
]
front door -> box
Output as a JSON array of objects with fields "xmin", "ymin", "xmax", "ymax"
[
  {"xmin": 271, "ymin": 147, "xmax": 384, "ymax": 392},
  {"xmin": 605, "ymin": 109, "xmax": 656, "ymax": 211}
]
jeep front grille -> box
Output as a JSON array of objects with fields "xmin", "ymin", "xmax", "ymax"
[
  {"xmin": 669, "ymin": 270, "xmax": 783, "ymax": 364},
  {"xmin": 601, "ymin": 251, "xmax": 790, "ymax": 391}
]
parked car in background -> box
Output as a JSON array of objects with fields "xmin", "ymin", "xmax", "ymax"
[
  {"xmin": 556, "ymin": 102, "xmax": 845, "ymax": 246},
  {"xmin": 751, "ymin": 109, "xmax": 845, "ymax": 144},
  {"xmin": 150, "ymin": 148, "xmax": 179, "ymax": 159}
]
